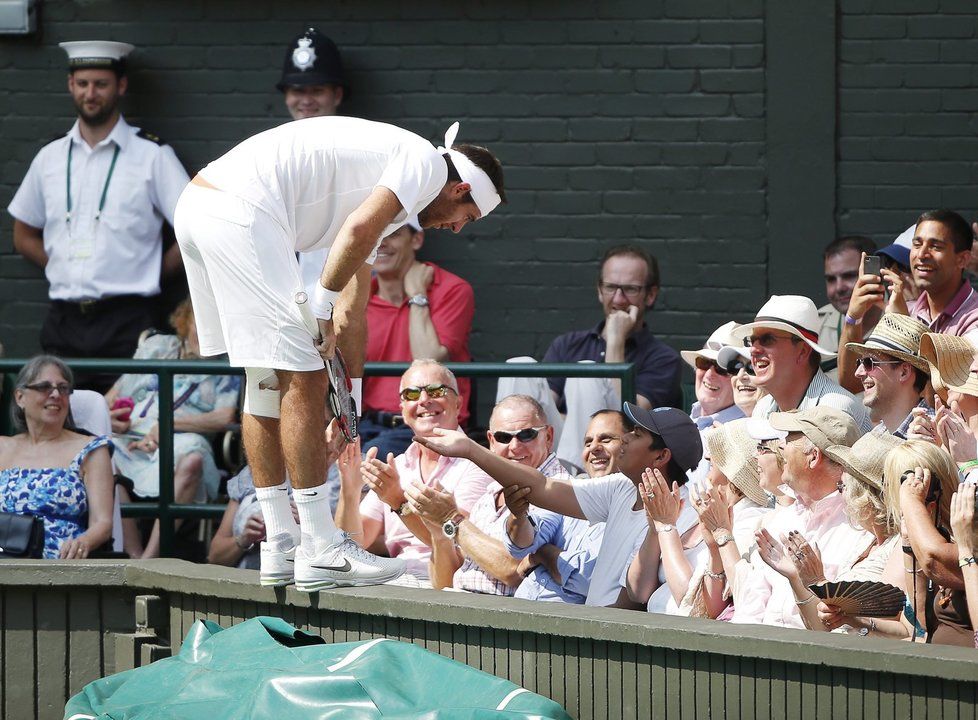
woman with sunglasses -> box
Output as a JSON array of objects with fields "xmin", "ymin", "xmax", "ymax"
[
  {"xmin": 717, "ymin": 345, "xmax": 767, "ymax": 418},
  {"xmin": 883, "ymin": 440, "xmax": 972, "ymax": 646},
  {"xmin": 0, "ymin": 355, "xmax": 114, "ymax": 559}
]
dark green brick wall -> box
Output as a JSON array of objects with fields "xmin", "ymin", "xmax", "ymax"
[{"xmin": 5, "ymin": 1, "xmax": 961, "ymax": 374}]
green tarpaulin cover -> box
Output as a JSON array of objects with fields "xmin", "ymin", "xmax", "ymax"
[{"xmin": 64, "ymin": 615, "xmax": 571, "ymax": 719}]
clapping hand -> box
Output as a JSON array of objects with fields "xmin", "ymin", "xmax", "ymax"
[
  {"xmin": 950, "ymin": 483, "xmax": 977, "ymax": 557},
  {"xmin": 784, "ymin": 530, "xmax": 825, "ymax": 586},
  {"xmin": 405, "ymin": 480, "xmax": 458, "ymax": 524},
  {"xmin": 639, "ymin": 467, "xmax": 683, "ymax": 527},
  {"xmin": 755, "ymin": 528, "xmax": 797, "ymax": 580},
  {"xmin": 935, "ymin": 396, "xmax": 977, "ymax": 465},
  {"xmin": 361, "ymin": 446, "xmax": 405, "ymax": 509},
  {"xmin": 906, "ymin": 406, "xmax": 940, "ymax": 446}
]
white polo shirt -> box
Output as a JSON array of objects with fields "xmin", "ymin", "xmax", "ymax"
[
  {"xmin": 199, "ymin": 117, "xmax": 447, "ymax": 254},
  {"xmin": 7, "ymin": 115, "xmax": 189, "ymax": 301}
]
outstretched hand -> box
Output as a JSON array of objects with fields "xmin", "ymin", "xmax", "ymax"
[{"xmin": 412, "ymin": 427, "xmax": 474, "ymax": 459}]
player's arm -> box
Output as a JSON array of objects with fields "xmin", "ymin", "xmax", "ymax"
[
  {"xmin": 13, "ymin": 220, "xmax": 47, "ymax": 268},
  {"xmin": 335, "ymin": 263, "xmax": 372, "ymax": 378},
  {"xmin": 321, "ymin": 187, "xmax": 403, "ymax": 293}
]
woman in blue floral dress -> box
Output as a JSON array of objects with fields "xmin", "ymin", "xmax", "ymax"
[
  {"xmin": 0, "ymin": 356, "xmax": 115, "ymax": 559},
  {"xmin": 105, "ymin": 299, "xmax": 241, "ymax": 558}
]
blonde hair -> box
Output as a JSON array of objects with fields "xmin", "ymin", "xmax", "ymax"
[
  {"xmin": 883, "ymin": 440, "xmax": 957, "ymax": 532},
  {"xmin": 842, "ymin": 472, "xmax": 896, "ymax": 536}
]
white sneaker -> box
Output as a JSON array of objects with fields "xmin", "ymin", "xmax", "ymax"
[
  {"xmin": 259, "ymin": 533, "xmax": 297, "ymax": 587},
  {"xmin": 294, "ymin": 531, "xmax": 406, "ymax": 592}
]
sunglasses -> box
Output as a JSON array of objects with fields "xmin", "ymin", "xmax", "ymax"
[
  {"xmin": 492, "ymin": 426, "xmax": 546, "ymax": 444},
  {"xmin": 399, "ymin": 383, "xmax": 456, "ymax": 402},
  {"xmin": 743, "ymin": 333, "xmax": 802, "ymax": 348},
  {"xmin": 23, "ymin": 381, "xmax": 73, "ymax": 396},
  {"xmin": 856, "ymin": 356, "xmax": 902, "ymax": 372}
]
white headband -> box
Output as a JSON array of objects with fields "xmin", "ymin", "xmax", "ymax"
[{"xmin": 437, "ymin": 121, "xmax": 501, "ymax": 217}]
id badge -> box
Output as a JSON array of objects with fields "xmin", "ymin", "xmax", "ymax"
[{"xmin": 68, "ymin": 231, "xmax": 94, "ymax": 259}]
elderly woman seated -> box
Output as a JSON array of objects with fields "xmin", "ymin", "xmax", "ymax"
[
  {"xmin": 105, "ymin": 298, "xmax": 240, "ymax": 558},
  {"xmin": 0, "ymin": 356, "xmax": 114, "ymax": 559}
]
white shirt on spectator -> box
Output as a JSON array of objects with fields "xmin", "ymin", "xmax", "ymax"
[
  {"xmin": 199, "ymin": 117, "xmax": 446, "ymax": 256},
  {"xmin": 575, "ymin": 473, "xmax": 697, "ymax": 607},
  {"xmin": 8, "ymin": 116, "xmax": 189, "ymax": 301}
]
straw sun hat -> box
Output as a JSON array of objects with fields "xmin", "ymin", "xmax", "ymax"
[
  {"xmin": 918, "ymin": 332, "xmax": 978, "ymax": 400},
  {"xmin": 703, "ymin": 418, "xmax": 770, "ymax": 507},
  {"xmin": 730, "ymin": 295, "xmax": 836, "ymax": 359},
  {"xmin": 824, "ymin": 430, "xmax": 902, "ymax": 491},
  {"xmin": 844, "ymin": 313, "xmax": 929, "ymax": 373}
]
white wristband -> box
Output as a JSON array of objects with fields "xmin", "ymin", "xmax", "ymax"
[
  {"xmin": 350, "ymin": 378, "xmax": 362, "ymax": 418},
  {"xmin": 310, "ymin": 282, "xmax": 341, "ymax": 320}
]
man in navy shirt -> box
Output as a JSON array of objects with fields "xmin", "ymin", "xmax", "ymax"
[{"xmin": 540, "ymin": 245, "xmax": 682, "ymax": 464}]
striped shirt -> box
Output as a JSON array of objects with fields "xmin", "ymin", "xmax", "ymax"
[{"xmin": 752, "ymin": 369, "xmax": 873, "ymax": 433}]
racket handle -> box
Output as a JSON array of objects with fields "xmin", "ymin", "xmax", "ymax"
[{"xmin": 295, "ymin": 291, "xmax": 322, "ymax": 340}]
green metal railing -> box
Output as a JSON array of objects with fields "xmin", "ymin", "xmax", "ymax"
[{"xmin": 0, "ymin": 357, "xmax": 634, "ymax": 556}]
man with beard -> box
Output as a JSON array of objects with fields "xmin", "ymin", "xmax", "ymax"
[
  {"xmin": 175, "ymin": 119, "xmax": 504, "ymax": 590},
  {"xmin": 8, "ymin": 41, "xmax": 189, "ymax": 387}
]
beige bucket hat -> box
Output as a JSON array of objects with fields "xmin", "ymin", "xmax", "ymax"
[
  {"xmin": 703, "ymin": 418, "xmax": 770, "ymax": 507},
  {"xmin": 768, "ymin": 406, "xmax": 862, "ymax": 452},
  {"xmin": 824, "ymin": 430, "xmax": 902, "ymax": 491},
  {"xmin": 844, "ymin": 313, "xmax": 930, "ymax": 373}
]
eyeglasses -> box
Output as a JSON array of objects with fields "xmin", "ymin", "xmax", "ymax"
[
  {"xmin": 743, "ymin": 333, "xmax": 802, "ymax": 348},
  {"xmin": 856, "ymin": 356, "xmax": 902, "ymax": 372},
  {"xmin": 598, "ymin": 282, "xmax": 650, "ymax": 298},
  {"xmin": 755, "ymin": 439, "xmax": 783, "ymax": 456},
  {"xmin": 399, "ymin": 384, "xmax": 456, "ymax": 402},
  {"xmin": 23, "ymin": 381, "xmax": 73, "ymax": 396},
  {"xmin": 492, "ymin": 426, "xmax": 546, "ymax": 444}
]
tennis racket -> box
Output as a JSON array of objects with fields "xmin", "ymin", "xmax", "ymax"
[{"xmin": 295, "ymin": 291, "xmax": 359, "ymax": 443}]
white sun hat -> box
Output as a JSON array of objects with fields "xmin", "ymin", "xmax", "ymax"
[{"xmin": 730, "ymin": 295, "xmax": 837, "ymax": 359}]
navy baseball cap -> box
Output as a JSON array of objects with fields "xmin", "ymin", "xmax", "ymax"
[{"xmin": 623, "ymin": 403, "xmax": 703, "ymax": 472}]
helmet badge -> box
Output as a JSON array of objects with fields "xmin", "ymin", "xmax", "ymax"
[{"xmin": 292, "ymin": 37, "xmax": 316, "ymax": 72}]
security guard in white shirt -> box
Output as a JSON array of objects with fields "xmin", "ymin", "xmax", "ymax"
[{"xmin": 7, "ymin": 41, "xmax": 190, "ymax": 389}]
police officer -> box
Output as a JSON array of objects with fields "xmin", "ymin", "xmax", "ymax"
[
  {"xmin": 277, "ymin": 27, "xmax": 349, "ymax": 121},
  {"xmin": 8, "ymin": 41, "xmax": 190, "ymax": 390}
]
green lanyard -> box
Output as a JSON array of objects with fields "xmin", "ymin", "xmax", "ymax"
[{"xmin": 65, "ymin": 141, "xmax": 120, "ymax": 225}]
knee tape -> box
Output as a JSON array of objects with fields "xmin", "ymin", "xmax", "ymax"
[{"xmin": 244, "ymin": 367, "xmax": 281, "ymax": 419}]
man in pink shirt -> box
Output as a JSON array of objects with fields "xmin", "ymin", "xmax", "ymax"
[
  {"xmin": 360, "ymin": 218, "xmax": 475, "ymax": 458},
  {"xmin": 907, "ymin": 210, "xmax": 978, "ymax": 336},
  {"xmin": 334, "ymin": 360, "xmax": 491, "ymax": 587},
  {"xmin": 732, "ymin": 407, "xmax": 871, "ymax": 629}
]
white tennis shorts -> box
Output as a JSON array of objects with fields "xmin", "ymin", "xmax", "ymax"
[{"xmin": 174, "ymin": 182, "xmax": 324, "ymax": 372}]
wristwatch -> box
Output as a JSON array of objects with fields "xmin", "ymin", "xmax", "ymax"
[
  {"xmin": 393, "ymin": 501, "xmax": 411, "ymax": 517},
  {"xmin": 714, "ymin": 532, "xmax": 736, "ymax": 547},
  {"xmin": 442, "ymin": 513, "xmax": 464, "ymax": 540},
  {"xmin": 407, "ymin": 294, "xmax": 429, "ymax": 308}
]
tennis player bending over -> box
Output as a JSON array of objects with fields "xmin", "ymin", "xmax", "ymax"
[{"xmin": 174, "ymin": 118, "xmax": 505, "ymax": 591}]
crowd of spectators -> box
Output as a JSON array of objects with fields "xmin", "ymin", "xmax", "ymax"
[{"xmin": 4, "ymin": 31, "xmax": 978, "ymax": 652}]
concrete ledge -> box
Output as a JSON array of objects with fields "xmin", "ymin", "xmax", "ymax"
[{"xmin": 5, "ymin": 559, "xmax": 977, "ymax": 682}]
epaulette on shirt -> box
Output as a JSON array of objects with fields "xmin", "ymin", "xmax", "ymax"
[{"xmin": 136, "ymin": 128, "xmax": 167, "ymax": 146}]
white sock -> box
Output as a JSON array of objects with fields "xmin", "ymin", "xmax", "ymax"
[
  {"xmin": 255, "ymin": 481, "xmax": 299, "ymax": 545},
  {"xmin": 293, "ymin": 484, "xmax": 338, "ymax": 548}
]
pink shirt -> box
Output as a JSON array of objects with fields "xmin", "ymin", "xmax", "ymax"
[
  {"xmin": 911, "ymin": 280, "xmax": 978, "ymax": 337},
  {"xmin": 360, "ymin": 441, "xmax": 492, "ymax": 580},
  {"xmin": 731, "ymin": 491, "xmax": 873, "ymax": 629}
]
